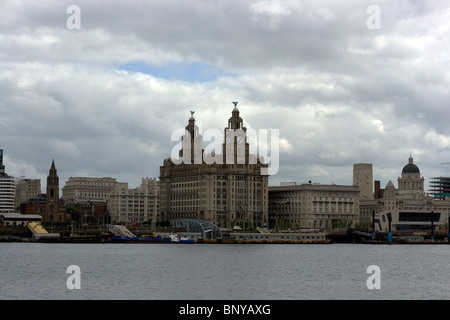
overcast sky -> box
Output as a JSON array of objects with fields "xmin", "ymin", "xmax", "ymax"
[{"xmin": 1, "ymin": 0, "xmax": 449, "ymax": 192}]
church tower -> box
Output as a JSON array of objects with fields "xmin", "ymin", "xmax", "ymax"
[{"xmin": 45, "ymin": 159, "xmax": 61, "ymax": 222}]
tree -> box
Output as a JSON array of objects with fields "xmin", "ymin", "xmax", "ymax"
[
  {"xmin": 64, "ymin": 206, "xmax": 81, "ymax": 223},
  {"xmin": 104, "ymin": 211, "xmax": 111, "ymax": 225}
]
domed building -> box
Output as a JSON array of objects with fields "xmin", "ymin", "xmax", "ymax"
[
  {"xmin": 358, "ymin": 155, "xmax": 450, "ymax": 234},
  {"xmin": 397, "ymin": 155, "xmax": 424, "ymax": 198}
]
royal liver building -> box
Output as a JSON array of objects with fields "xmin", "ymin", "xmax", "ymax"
[{"xmin": 159, "ymin": 103, "xmax": 269, "ymax": 229}]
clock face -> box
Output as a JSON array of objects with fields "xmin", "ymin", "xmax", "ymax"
[
  {"xmin": 237, "ymin": 135, "xmax": 244, "ymax": 144},
  {"xmin": 226, "ymin": 135, "xmax": 231, "ymax": 144}
]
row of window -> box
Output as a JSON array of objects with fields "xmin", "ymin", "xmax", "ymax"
[{"xmin": 230, "ymin": 234, "xmax": 325, "ymax": 240}]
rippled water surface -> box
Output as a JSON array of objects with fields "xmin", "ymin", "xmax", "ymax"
[{"xmin": 1, "ymin": 243, "xmax": 449, "ymax": 300}]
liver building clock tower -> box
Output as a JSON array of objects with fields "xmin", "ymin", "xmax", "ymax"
[
  {"xmin": 223, "ymin": 101, "xmax": 251, "ymax": 165},
  {"xmin": 160, "ymin": 102, "xmax": 269, "ymax": 229}
]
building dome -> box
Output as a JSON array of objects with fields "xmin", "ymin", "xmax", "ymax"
[
  {"xmin": 402, "ymin": 155, "xmax": 420, "ymax": 174},
  {"xmin": 385, "ymin": 180, "xmax": 395, "ymax": 189},
  {"xmin": 232, "ymin": 101, "xmax": 239, "ymax": 113},
  {"xmin": 402, "ymin": 163, "xmax": 420, "ymax": 174}
]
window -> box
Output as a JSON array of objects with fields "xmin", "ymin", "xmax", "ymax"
[{"xmin": 399, "ymin": 212, "xmax": 440, "ymax": 222}]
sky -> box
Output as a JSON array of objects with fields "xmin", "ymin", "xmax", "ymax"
[{"xmin": 1, "ymin": 0, "xmax": 450, "ymax": 192}]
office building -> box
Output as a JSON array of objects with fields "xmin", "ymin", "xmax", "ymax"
[
  {"xmin": 15, "ymin": 178, "xmax": 41, "ymax": 210},
  {"xmin": 0, "ymin": 149, "xmax": 15, "ymax": 213},
  {"xmin": 268, "ymin": 182, "xmax": 360, "ymax": 230},
  {"xmin": 62, "ymin": 177, "xmax": 119, "ymax": 202},
  {"xmin": 108, "ymin": 177, "xmax": 159, "ymax": 225},
  {"xmin": 159, "ymin": 105, "xmax": 269, "ymax": 228}
]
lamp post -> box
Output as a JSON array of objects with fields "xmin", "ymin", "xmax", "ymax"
[
  {"xmin": 448, "ymin": 216, "xmax": 450, "ymax": 244},
  {"xmin": 372, "ymin": 209, "xmax": 375, "ymax": 231},
  {"xmin": 387, "ymin": 212, "xmax": 392, "ymax": 244},
  {"xmin": 430, "ymin": 211, "xmax": 434, "ymax": 240},
  {"xmin": 371, "ymin": 209, "xmax": 376, "ymax": 240}
]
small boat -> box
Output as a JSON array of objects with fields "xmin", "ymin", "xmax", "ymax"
[
  {"xmin": 168, "ymin": 233, "xmax": 195, "ymax": 243},
  {"xmin": 111, "ymin": 235, "xmax": 171, "ymax": 243}
]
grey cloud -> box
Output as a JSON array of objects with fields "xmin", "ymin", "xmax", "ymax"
[{"xmin": 1, "ymin": 0, "xmax": 449, "ymax": 190}]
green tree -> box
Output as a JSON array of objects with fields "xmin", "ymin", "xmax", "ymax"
[
  {"xmin": 103, "ymin": 212, "xmax": 112, "ymax": 225},
  {"xmin": 64, "ymin": 206, "xmax": 81, "ymax": 223}
]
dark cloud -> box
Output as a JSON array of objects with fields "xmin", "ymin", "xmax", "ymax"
[{"xmin": 0, "ymin": 0, "xmax": 449, "ymax": 191}]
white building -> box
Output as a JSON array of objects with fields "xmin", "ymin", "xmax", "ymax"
[
  {"xmin": 108, "ymin": 177, "xmax": 159, "ymax": 225},
  {"xmin": 360, "ymin": 156, "xmax": 450, "ymax": 232},
  {"xmin": 268, "ymin": 182, "xmax": 360, "ymax": 230},
  {"xmin": 0, "ymin": 150, "xmax": 15, "ymax": 213},
  {"xmin": 15, "ymin": 178, "xmax": 41, "ymax": 210},
  {"xmin": 62, "ymin": 177, "xmax": 118, "ymax": 202}
]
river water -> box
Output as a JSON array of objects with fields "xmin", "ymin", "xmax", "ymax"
[{"xmin": 0, "ymin": 242, "xmax": 449, "ymax": 300}]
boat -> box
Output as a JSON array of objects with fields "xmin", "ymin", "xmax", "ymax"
[
  {"xmin": 168, "ymin": 233, "xmax": 195, "ymax": 243},
  {"xmin": 110, "ymin": 233, "xmax": 195, "ymax": 243},
  {"xmin": 111, "ymin": 235, "xmax": 171, "ymax": 243}
]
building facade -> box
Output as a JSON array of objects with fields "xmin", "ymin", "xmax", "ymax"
[
  {"xmin": 108, "ymin": 177, "xmax": 159, "ymax": 226},
  {"xmin": 268, "ymin": 183, "xmax": 360, "ymax": 230},
  {"xmin": 0, "ymin": 149, "xmax": 15, "ymax": 214},
  {"xmin": 360, "ymin": 156, "xmax": 450, "ymax": 232},
  {"xmin": 159, "ymin": 105, "xmax": 269, "ymax": 228},
  {"xmin": 353, "ymin": 163, "xmax": 373, "ymax": 200},
  {"xmin": 62, "ymin": 177, "xmax": 119, "ymax": 202},
  {"xmin": 20, "ymin": 193, "xmax": 47, "ymax": 215},
  {"xmin": 15, "ymin": 178, "xmax": 41, "ymax": 210},
  {"xmin": 429, "ymin": 177, "xmax": 450, "ymax": 200},
  {"xmin": 64, "ymin": 199, "xmax": 108, "ymax": 225}
]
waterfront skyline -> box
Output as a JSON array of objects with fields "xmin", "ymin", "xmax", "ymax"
[{"xmin": 1, "ymin": 1, "xmax": 449, "ymax": 191}]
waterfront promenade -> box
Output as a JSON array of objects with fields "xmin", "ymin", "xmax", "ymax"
[{"xmin": 1, "ymin": 225, "xmax": 448, "ymax": 244}]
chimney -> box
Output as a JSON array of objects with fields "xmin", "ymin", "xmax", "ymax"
[{"xmin": 374, "ymin": 180, "xmax": 380, "ymax": 199}]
